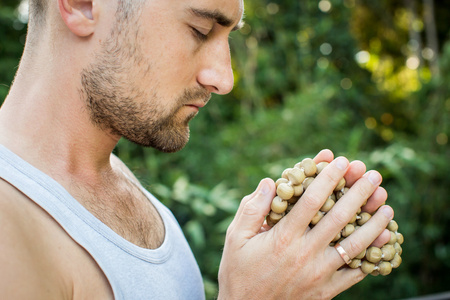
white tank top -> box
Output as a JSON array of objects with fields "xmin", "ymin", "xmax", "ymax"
[{"xmin": 0, "ymin": 145, "xmax": 205, "ymax": 299}]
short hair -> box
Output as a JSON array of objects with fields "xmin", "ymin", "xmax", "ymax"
[
  {"xmin": 27, "ymin": 0, "xmax": 146, "ymax": 31},
  {"xmin": 28, "ymin": 0, "xmax": 47, "ymax": 29}
]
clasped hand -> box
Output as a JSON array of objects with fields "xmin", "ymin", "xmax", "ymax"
[{"xmin": 218, "ymin": 149, "xmax": 393, "ymax": 300}]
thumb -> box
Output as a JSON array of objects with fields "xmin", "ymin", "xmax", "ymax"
[{"xmin": 229, "ymin": 178, "xmax": 276, "ymax": 242}]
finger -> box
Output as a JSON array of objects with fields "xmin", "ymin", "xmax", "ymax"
[
  {"xmin": 309, "ymin": 170, "xmax": 383, "ymax": 244},
  {"xmin": 280, "ymin": 157, "xmax": 349, "ymax": 238},
  {"xmin": 328, "ymin": 268, "xmax": 366, "ymax": 299},
  {"xmin": 361, "ymin": 186, "xmax": 388, "ymax": 213},
  {"xmin": 313, "ymin": 149, "xmax": 334, "ymax": 163},
  {"xmin": 230, "ymin": 185, "xmax": 261, "ymax": 231},
  {"xmin": 344, "ymin": 160, "xmax": 366, "ymax": 187},
  {"xmin": 370, "ymin": 229, "xmax": 391, "ymax": 248},
  {"xmin": 327, "ymin": 205, "xmax": 394, "ymax": 270},
  {"xmin": 228, "ymin": 178, "xmax": 276, "ymax": 243}
]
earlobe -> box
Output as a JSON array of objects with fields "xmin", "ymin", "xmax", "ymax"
[{"xmin": 58, "ymin": 0, "xmax": 98, "ymax": 37}]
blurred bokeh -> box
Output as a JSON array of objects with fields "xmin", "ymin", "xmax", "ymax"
[{"xmin": 1, "ymin": 0, "xmax": 449, "ymax": 299}]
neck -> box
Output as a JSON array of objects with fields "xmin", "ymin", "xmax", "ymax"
[{"xmin": 0, "ymin": 43, "xmax": 119, "ymax": 184}]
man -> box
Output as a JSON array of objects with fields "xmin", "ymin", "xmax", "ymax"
[{"xmin": 0, "ymin": 0, "xmax": 393, "ymax": 299}]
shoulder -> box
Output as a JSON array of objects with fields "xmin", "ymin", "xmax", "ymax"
[{"xmin": 0, "ymin": 180, "xmax": 71, "ymax": 298}]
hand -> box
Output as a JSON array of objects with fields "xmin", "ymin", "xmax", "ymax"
[{"xmin": 218, "ymin": 149, "xmax": 393, "ymax": 300}]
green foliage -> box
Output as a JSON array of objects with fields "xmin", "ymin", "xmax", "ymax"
[
  {"xmin": 0, "ymin": 0, "xmax": 25, "ymax": 100},
  {"xmin": 1, "ymin": 0, "xmax": 449, "ymax": 299}
]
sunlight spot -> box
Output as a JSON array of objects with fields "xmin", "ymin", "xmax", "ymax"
[
  {"xmin": 318, "ymin": 0, "xmax": 332, "ymax": 12},
  {"xmin": 317, "ymin": 57, "xmax": 329, "ymax": 69},
  {"xmin": 365, "ymin": 117, "xmax": 377, "ymax": 129},
  {"xmin": 340, "ymin": 78, "xmax": 352, "ymax": 90},
  {"xmin": 422, "ymin": 47, "xmax": 435, "ymax": 60},
  {"xmin": 18, "ymin": 0, "xmax": 29, "ymax": 24},
  {"xmin": 406, "ymin": 56, "xmax": 420, "ymax": 70},
  {"xmin": 266, "ymin": 3, "xmax": 279, "ymax": 15},
  {"xmin": 320, "ymin": 43, "xmax": 333, "ymax": 55},
  {"xmin": 381, "ymin": 113, "xmax": 394, "ymax": 125},
  {"xmin": 355, "ymin": 51, "xmax": 370, "ymax": 64}
]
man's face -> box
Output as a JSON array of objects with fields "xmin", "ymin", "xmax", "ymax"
[{"xmin": 80, "ymin": 0, "xmax": 244, "ymax": 152}]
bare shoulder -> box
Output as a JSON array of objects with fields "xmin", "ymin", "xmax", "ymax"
[{"xmin": 0, "ymin": 179, "xmax": 72, "ymax": 299}]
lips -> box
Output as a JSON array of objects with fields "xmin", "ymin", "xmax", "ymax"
[{"xmin": 187, "ymin": 95, "xmax": 211, "ymax": 109}]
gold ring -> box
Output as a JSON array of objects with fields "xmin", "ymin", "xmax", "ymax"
[{"xmin": 334, "ymin": 243, "xmax": 352, "ymax": 265}]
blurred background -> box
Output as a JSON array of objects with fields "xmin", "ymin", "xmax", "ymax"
[{"xmin": 1, "ymin": 0, "xmax": 449, "ymax": 299}]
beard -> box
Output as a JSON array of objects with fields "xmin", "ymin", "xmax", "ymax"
[{"xmin": 79, "ymin": 20, "xmax": 210, "ymax": 153}]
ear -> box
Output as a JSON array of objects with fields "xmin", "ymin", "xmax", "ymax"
[{"xmin": 58, "ymin": 0, "xmax": 99, "ymax": 37}]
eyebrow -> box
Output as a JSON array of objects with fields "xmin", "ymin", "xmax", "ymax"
[{"xmin": 189, "ymin": 8, "xmax": 245, "ymax": 31}]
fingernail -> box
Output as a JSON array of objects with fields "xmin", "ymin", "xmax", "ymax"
[
  {"xmin": 336, "ymin": 157, "xmax": 348, "ymax": 170},
  {"xmin": 381, "ymin": 205, "xmax": 393, "ymax": 219},
  {"xmin": 367, "ymin": 171, "xmax": 381, "ymax": 185},
  {"xmin": 259, "ymin": 180, "xmax": 270, "ymax": 195}
]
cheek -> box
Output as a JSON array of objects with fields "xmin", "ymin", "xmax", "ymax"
[
  {"xmin": 152, "ymin": 44, "xmax": 198, "ymax": 96},
  {"xmin": 137, "ymin": 11, "xmax": 198, "ymax": 95}
]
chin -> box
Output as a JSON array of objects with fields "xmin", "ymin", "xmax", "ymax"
[{"xmin": 126, "ymin": 126, "xmax": 191, "ymax": 153}]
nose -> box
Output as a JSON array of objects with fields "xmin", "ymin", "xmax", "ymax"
[{"xmin": 196, "ymin": 40, "xmax": 234, "ymax": 95}]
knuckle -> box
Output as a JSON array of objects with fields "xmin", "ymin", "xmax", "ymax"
[
  {"xmin": 301, "ymin": 193, "xmax": 322, "ymax": 212},
  {"xmin": 347, "ymin": 238, "xmax": 364, "ymax": 257},
  {"xmin": 352, "ymin": 180, "xmax": 371, "ymax": 199},
  {"xmin": 225, "ymin": 223, "xmax": 235, "ymax": 239},
  {"xmin": 324, "ymin": 170, "xmax": 340, "ymax": 184},
  {"xmin": 273, "ymin": 228, "xmax": 292, "ymax": 253},
  {"xmin": 329, "ymin": 209, "xmax": 348, "ymax": 228},
  {"xmin": 241, "ymin": 199, "xmax": 260, "ymax": 218}
]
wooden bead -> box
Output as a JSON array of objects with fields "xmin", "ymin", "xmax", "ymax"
[
  {"xmin": 271, "ymin": 196, "xmax": 288, "ymax": 214},
  {"xmin": 334, "ymin": 177, "xmax": 346, "ymax": 192},
  {"xmin": 300, "ymin": 158, "xmax": 317, "ymax": 177},
  {"xmin": 281, "ymin": 168, "xmax": 292, "ymax": 180},
  {"xmin": 311, "ymin": 211, "xmax": 324, "ymax": 225},
  {"xmin": 266, "ymin": 216, "xmax": 277, "ymax": 227},
  {"xmin": 357, "ymin": 212, "xmax": 371, "ymax": 226},
  {"xmin": 377, "ymin": 261, "xmax": 392, "ymax": 276},
  {"xmin": 336, "ymin": 187, "xmax": 349, "ymax": 200},
  {"xmin": 287, "ymin": 167, "xmax": 306, "ymax": 185},
  {"xmin": 366, "ymin": 247, "xmax": 382, "ymax": 264},
  {"xmin": 381, "ymin": 244, "xmax": 396, "ymax": 261},
  {"xmin": 269, "ymin": 211, "xmax": 285, "ymax": 221},
  {"xmin": 390, "ymin": 253, "xmax": 402, "ymax": 268},
  {"xmin": 293, "ymin": 184, "xmax": 304, "ymax": 197},
  {"xmin": 387, "ymin": 220, "xmax": 399, "ymax": 232},
  {"xmin": 394, "ymin": 242, "xmax": 402, "ymax": 255},
  {"xmin": 396, "ymin": 232, "xmax": 404, "ymax": 245},
  {"xmin": 355, "ymin": 249, "xmax": 366, "ymax": 260},
  {"xmin": 342, "ymin": 224, "xmax": 355, "ymax": 237},
  {"xmin": 387, "ymin": 231, "xmax": 398, "ymax": 244},
  {"xmin": 316, "ymin": 161, "xmax": 329, "ymax": 174},
  {"xmin": 361, "ymin": 261, "xmax": 375, "ymax": 274},
  {"xmin": 332, "ymin": 232, "xmax": 341, "ymax": 242},
  {"xmin": 277, "ymin": 182, "xmax": 294, "ymax": 200},
  {"xmin": 348, "ymin": 259, "xmax": 361, "ymax": 269},
  {"xmin": 275, "ymin": 177, "xmax": 289, "ymax": 188},
  {"xmin": 320, "ymin": 197, "xmax": 335, "ymax": 212},
  {"xmin": 302, "ymin": 177, "xmax": 315, "ymax": 190},
  {"xmin": 287, "ymin": 196, "xmax": 299, "ymax": 204}
]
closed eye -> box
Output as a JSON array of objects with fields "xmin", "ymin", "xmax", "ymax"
[{"xmin": 191, "ymin": 27, "xmax": 208, "ymax": 42}]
